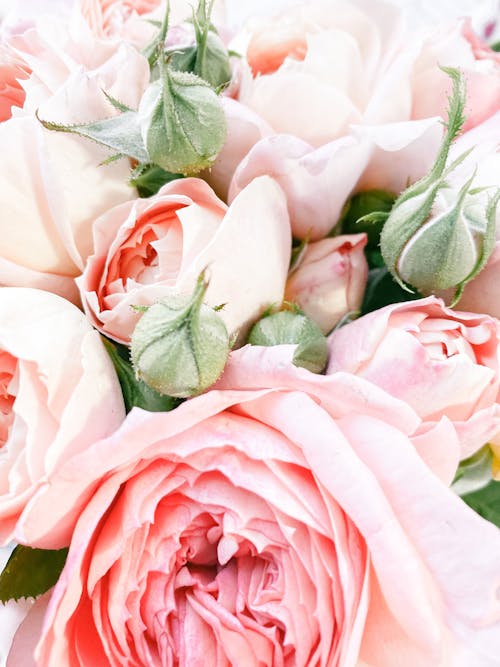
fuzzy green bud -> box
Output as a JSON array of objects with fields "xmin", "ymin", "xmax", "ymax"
[
  {"xmin": 396, "ymin": 180, "xmax": 499, "ymax": 298},
  {"xmin": 248, "ymin": 309, "xmax": 328, "ymax": 374},
  {"xmin": 130, "ymin": 279, "xmax": 230, "ymax": 398},
  {"xmin": 379, "ymin": 67, "xmax": 498, "ymax": 302},
  {"xmin": 137, "ymin": 62, "xmax": 226, "ymax": 175}
]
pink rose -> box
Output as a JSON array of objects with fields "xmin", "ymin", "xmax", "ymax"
[
  {"xmin": 328, "ymin": 296, "xmax": 500, "ymax": 458},
  {"xmin": 285, "ymin": 234, "xmax": 368, "ymax": 333},
  {"xmin": 412, "ymin": 19, "xmax": 500, "ymax": 132},
  {"xmin": 9, "ymin": 346, "xmax": 500, "ymax": 666},
  {"xmin": 78, "ymin": 176, "xmax": 291, "ymax": 342},
  {"xmin": 0, "ymin": 288, "xmax": 125, "ymax": 549},
  {"xmin": 0, "ymin": 9, "xmax": 149, "ymax": 302},
  {"xmin": 0, "ymin": 46, "xmax": 27, "ymax": 122},
  {"xmin": 211, "ymin": 2, "xmax": 499, "ymax": 240}
]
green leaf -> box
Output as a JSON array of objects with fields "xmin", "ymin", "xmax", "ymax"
[
  {"xmin": 452, "ymin": 445, "xmax": 493, "ymax": 496},
  {"xmin": 103, "ymin": 338, "xmax": 181, "ymax": 412},
  {"xmin": 0, "ymin": 546, "xmax": 67, "ymax": 603},
  {"xmin": 491, "ymin": 40, "xmax": 500, "ymax": 53},
  {"xmin": 37, "ymin": 110, "xmax": 150, "ymax": 164},
  {"xmin": 340, "ymin": 190, "xmax": 395, "ymax": 248},
  {"xmin": 130, "ymin": 163, "xmax": 183, "ymax": 198},
  {"xmin": 462, "ymin": 479, "xmax": 500, "ymax": 528},
  {"xmin": 361, "ymin": 266, "xmax": 422, "ymax": 315}
]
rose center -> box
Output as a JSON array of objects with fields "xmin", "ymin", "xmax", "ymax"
[{"xmin": 0, "ymin": 351, "xmax": 18, "ymax": 448}]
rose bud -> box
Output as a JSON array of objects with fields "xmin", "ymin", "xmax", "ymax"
[
  {"xmin": 247, "ymin": 307, "xmax": 328, "ymax": 374},
  {"xmin": 130, "ymin": 276, "xmax": 230, "ymax": 397},
  {"xmin": 379, "ymin": 67, "xmax": 497, "ymax": 302},
  {"xmin": 285, "ymin": 234, "xmax": 368, "ymax": 334},
  {"xmin": 395, "ymin": 177, "xmax": 499, "ymax": 296},
  {"xmin": 138, "ymin": 57, "xmax": 226, "ymax": 175}
]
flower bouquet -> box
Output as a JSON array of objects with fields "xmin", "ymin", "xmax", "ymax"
[{"xmin": 0, "ymin": 0, "xmax": 500, "ymax": 665}]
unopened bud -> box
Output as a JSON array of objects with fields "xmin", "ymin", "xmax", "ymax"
[
  {"xmin": 248, "ymin": 308, "xmax": 328, "ymax": 374},
  {"xmin": 138, "ymin": 61, "xmax": 226, "ymax": 175},
  {"xmin": 130, "ymin": 278, "xmax": 230, "ymax": 397},
  {"xmin": 378, "ymin": 67, "xmax": 499, "ymax": 302}
]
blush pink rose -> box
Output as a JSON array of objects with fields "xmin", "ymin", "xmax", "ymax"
[
  {"xmin": 412, "ymin": 18, "xmax": 500, "ymax": 132},
  {"xmin": 328, "ymin": 296, "xmax": 500, "ymax": 459},
  {"xmin": 8, "ymin": 345, "xmax": 500, "ymax": 666},
  {"xmin": 0, "ymin": 288, "xmax": 125, "ymax": 549},
  {"xmin": 0, "ymin": 8, "xmax": 149, "ymax": 302},
  {"xmin": 78, "ymin": 176, "xmax": 291, "ymax": 342},
  {"xmin": 0, "ymin": 46, "xmax": 28, "ymax": 122},
  {"xmin": 212, "ymin": 1, "xmax": 500, "ymax": 240},
  {"xmin": 285, "ymin": 234, "xmax": 368, "ymax": 333}
]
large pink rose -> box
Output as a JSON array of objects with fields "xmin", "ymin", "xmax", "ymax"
[
  {"xmin": 207, "ymin": 0, "xmax": 499, "ymax": 239},
  {"xmin": 327, "ymin": 296, "xmax": 500, "ymax": 458},
  {"xmin": 0, "ymin": 288, "xmax": 125, "ymax": 549},
  {"xmin": 0, "ymin": 6, "xmax": 149, "ymax": 302},
  {"xmin": 78, "ymin": 176, "xmax": 291, "ymax": 342},
  {"xmin": 8, "ymin": 345, "xmax": 500, "ymax": 666},
  {"xmin": 285, "ymin": 234, "xmax": 368, "ymax": 333}
]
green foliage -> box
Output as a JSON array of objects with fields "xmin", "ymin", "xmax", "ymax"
[
  {"xmin": 361, "ymin": 267, "xmax": 422, "ymax": 315},
  {"xmin": 462, "ymin": 479, "xmax": 500, "ymax": 529},
  {"xmin": 452, "ymin": 445, "xmax": 493, "ymax": 496},
  {"xmin": 0, "ymin": 546, "xmax": 67, "ymax": 603},
  {"xmin": 104, "ymin": 339, "xmax": 181, "ymax": 412},
  {"xmin": 130, "ymin": 164, "xmax": 183, "ymax": 198}
]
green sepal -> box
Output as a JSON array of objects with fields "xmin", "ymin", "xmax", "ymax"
[
  {"xmin": 130, "ymin": 163, "xmax": 183, "ymax": 198},
  {"xmin": 451, "ymin": 188, "xmax": 500, "ymax": 304},
  {"xmin": 37, "ymin": 109, "xmax": 150, "ymax": 164},
  {"xmin": 452, "ymin": 445, "xmax": 493, "ymax": 497},
  {"xmin": 0, "ymin": 546, "xmax": 68, "ymax": 603},
  {"xmin": 461, "ymin": 479, "xmax": 500, "ymax": 528},
  {"xmin": 103, "ymin": 338, "xmax": 180, "ymax": 412}
]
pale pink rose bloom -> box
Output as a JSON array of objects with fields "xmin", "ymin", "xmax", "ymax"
[
  {"xmin": 412, "ymin": 19, "xmax": 500, "ymax": 132},
  {"xmin": 216, "ymin": 1, "xmax": 499, "ymax": 239},
  {"xmin": 328, "ymin": 296, "xmax": 500, "ymax": 459},
  {"xmin": 285, "ymin": 234, "xmax": 368, "ymax": 334},
  {"xmin": 7, "ymin": 346, "xmax": 500, "ymax": 666},
  {"xmin": 0, "ymin": 10, "xmax": 149, "ymax": 303},
  {"xmin": 78, "ymin": 176, "xmax": 291, "ymax": 342},
  {"xmin": 0, "ymin": 288, "xmax": 125, "ymax": 549}
]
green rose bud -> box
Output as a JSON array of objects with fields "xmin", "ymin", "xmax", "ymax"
[
  {"xmin": 396, "ymin": 177, "xmax": 499, "ymax": 297},
  {"xmin": 378, "ymin": 67, "xmax": 499, "ymax": 302},
  {"xmin": 137, "ymin": 59, "xmax": 226, "ymax": 175},
  {"xmin": 130, "ymin": 278, "xmax": 230, "ymax": 398},
  {"xmin": 248, "ymin": 308, "xmax": 328, "ymax": 374}
]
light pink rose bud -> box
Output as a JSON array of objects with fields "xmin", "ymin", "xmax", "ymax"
[{"xmin": 285, "ymin": 234, "xmax": 368, "ymax": 334}]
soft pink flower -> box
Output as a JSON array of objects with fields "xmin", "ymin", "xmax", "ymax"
[
  {"xmin": 412, "ymin": 19, "xmax": 500, "ymax": 132},
  {"xmin": 285, "ymin": 234, "xmax": 368, "ymax": 333},
  {"xmin": 328, "ymin": 296, "xmax": 500, "ymax": 459},
  {"xmin": 0, "ymin": 46, "xmax": 28, "ymax": 122},
  {"xmin": 9, "ymin": 346, "xmax": 500, "ymax": 666},
  {"xmin": 214, "ymin": 1, "xmax": 499, "ymax": 239},
  {"xmin": 78, "ymin": 176, "xmax": 291, "ymax": 342},
  {"xmin": 0, "ymin": 288, "xmax": 125, "ymax": 549},
  {"xmin": 0, "ymin": 10, "xmax": 149, "ymax": 302}
]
